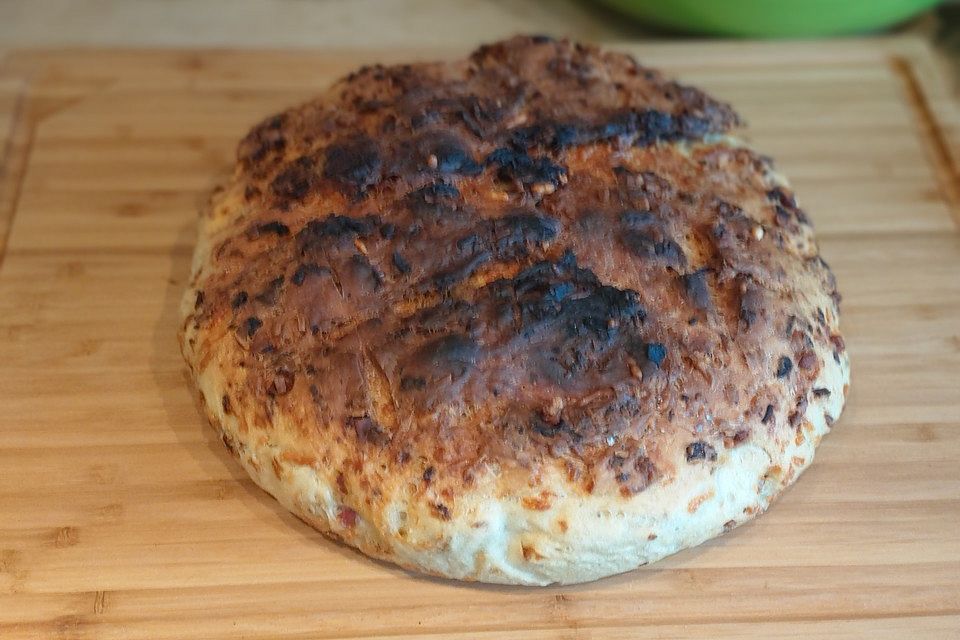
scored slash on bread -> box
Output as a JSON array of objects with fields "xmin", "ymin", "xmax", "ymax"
[{"xmin": 180, "ymin": 35, "xmax": 849, "ymax": 585}]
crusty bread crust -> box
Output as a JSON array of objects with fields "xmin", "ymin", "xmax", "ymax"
[{"xmin": 180, "ymin": 36, "xmax": 849, "ymax": 585}]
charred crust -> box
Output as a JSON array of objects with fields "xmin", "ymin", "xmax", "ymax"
[
  {"xmin": 685, "ymin": 441, "xmax": 717, "ymax": 462},
  {"xmin": 271, "ymin": 155, "xmax": 316, "ymax": 205},
  {"xmin": 391, "ymin": 250, "xmax": 412, "ymax": 274},
  {"xmin": 681, "ymin": 269, "xmax": 712, "ymax": 311},
  {"xmin": 322, "ymin": 135, "xmax": 382, "ymax": 195},
  {"xmin": 292, "ymin": 263, "xmax": 330, "ymax": 286},
  {"xmin": 248, "ymin": 221, "xmax": 290, "ymax": 238},
  {"xmin": 200, "ymin": 37, "xmax": 841, "ymax": 506},
  {"xmin": 242, "ymin": 316, "xmax": 262, "ymax": 338},
  {"xmin": 646, "ymin": 343, "xmax": 667, "ymax": 367},
  {"xmin": 432, "ymin": 502, "xmax": 452, "ymax": 521},
  {"xmin": 297, "ymin": 214, "xmax": 378, "ymax": 253},
  {"xmin": 416, "ymin": 131, "xmax": 482, "ymax": 175},
  {"xmin": 761, "ymin": 404, "xmax": 775, "ymax": 424},
  {"xmin": 620, "ymin": 210, "xmax": 686, "ymax": 267},
  {"xmin": 239, "ymin": 113, "xmax": 287, "ymax": 168},
  {"xmin": 400, "ymin": 375, "xmax": 427, "ymax": 391},
  {"xmin": 406, "ymin": 334, "xmax": 479, "ymax": 382},
  {"xmin": 486, "ymin": 147, "xmax": 567, "ymax": 192},
  {"xmin": 776, "ymin": 356, "xmax": 793, "ymax": 379}
]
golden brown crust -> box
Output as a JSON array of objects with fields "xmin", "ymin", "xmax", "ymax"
[{"xmin": 181, "ymin": 36, "xmax": 847, "ymax": 583}]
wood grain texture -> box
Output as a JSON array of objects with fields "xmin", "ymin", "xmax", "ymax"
[{"xmin": 0, "ymin": 38, "xmax": 958, "ymax": 639}]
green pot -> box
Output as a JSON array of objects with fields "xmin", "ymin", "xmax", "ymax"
[{"xmin": 591, "ymin": 0, "xmax": 941, "ymax": 37}]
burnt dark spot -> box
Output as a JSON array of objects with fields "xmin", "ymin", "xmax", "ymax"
[
  {"xmin": 739, "ymin": 279, "xmax": 763, "ymax": 329},
  {"xmin": 624, "ymin": 456, "xmax": 659, "ymax": 494},
  {"xmin": 422, "ymin": 466, "xmax": 435, "ymax": 483},
  {"xmin": 221, "ymin": 394, "xmax": 232, "ymax": 415},
  {"xmin": 530, "ymin": 415, "xmax": 576, "ymax": 439},
  {"xmin": 292, "ymin": 263, "xmax": 330, "ymax": 286},
  {"xmin": 504, "ymin": 108, "xmax": 716, "ymax": 152},
  {"xmin": 243, "ymin": 316, "xmax": 262, "ymax": 338},
  {"xmin": 776, "ymin": 356, "xmax": 793, "ymax": 378},
  {"xmin": 298, "ymin": 214, "xmax": 376, "ymax": 253},
  {"xmin": 400, "ymin": 376, "xmax": 426, "ymax": 391},
  {"xmin": 681, "ymin": 269, "xmax": 711, "ymax": 311},
  {"xmin": 456, "ymin": 233, "xmax": 479, "ymax": 253},
  {"xmin": 488, "ymin": 253, "xmax": 647, "ymax": 382},
  {"xmin": 405, "ymin": 181, "xmax": 461, "ymax": 217},
  {"xmin": 530, "ymin": 34, "xmax": 555, "ymax": 44},
  {"xmin": 634, "ymin": 109, "xmax": 683, "ymax": 145},
  {"xmin": 323, "ymin": 135, "xmax": 382, "ymax": 194},
  {"xmin": 240, "ymin": 113, "xmax": 287, "ymax": 166},
  {"xmin": 194, "ymin": 290, "xmax": 205, "ymax": 309},
  {"xmin": 379, "ymin": 222, "xmax": 396, "ymax": 239},
  {"xmin": 432, "ymin": 252, "xmax": 491, "ymax": 289},
  {"xmin": 679, "ymin": 113, "xmax": 710, "ymax": 138},
  {"xmin": 448, "ymin": 213, "xmax": 557, "ymax": 284},
  {"xmin": 627, "ymin": 233, "xmax": 685, "ymax": 265},
  {"xmin": 255, "ymin": 276, "xmax": 285, "ymax": 305},
  {"xmin": 621, "ymin": 210, "xmax": 657, "ymax": 227},
  {"xmin": 421, "ymin": 133, "xmax": 482, "ymax": 175},
  {"xmin": 486, "ymin": 147, "xmax": 567, "ymax": 190},
  {"xmin": 432, "ymin": 502, "xmax": 451, "ymax": 520},
  {"xmin": 271, "ymin": 155, "xmax": 316, "ymax": 204},
  {"xmin": 786, "ymin": 315, "xmax": 798, "ymax": 337},
  {"xmin": 493, "ymin": 213, "xmax": 559, "ymax": 256},
  {"xmin": 774, "ymin": 205, "xmax": 792, "ymax": 227},
  {"xmin": 456, "ymin": 93, "xmax": 516, "ymax": 138},
  {"xmin": 510, "ymin": 253, "xmax": 643, "ymax": 340},
  {"xmin": 761, "ymin": 404, "xmax": 775, "ymax": 424},
  {"xmin": 607, "ymin": 454, "xmax": 627, "ymax": 468},
  {"xmin": 410, "ymin": 110, "xmax": 440, "ymax": 129},
  {"xmin": 408, "ymin": 334, "xmax": 479, "ymax": 382},
  {"xmin": 249, "ymin": 221, "xmax": 290, "ymax": 238},
  {"xmin": 767, "ymin": 187, "xmax": 797, "ymax": 209},
  {"xmin": 348, "ymin": 415, "xmax": 390, "ymax": 446},
  {"xmin": 646, "ymin": 343, "xmax": 667, "ymax": 367},
  {"xmin": 812, "ymin": 388, "xmax": 831, "ymax": 398},
  {"xmin": 348, "ymin": 254, "xmax": 384, "ymax": 290},
  {"xmin": 620, "ymin": 212, "xmax": 686, "ymax": 267},
  {"xmin": 231, "ymin": 291, "xmax": 248, "ymax": 309},
  {"xmin": 392, "ymin": 251, "xmax": 411, "ymax": 274},
  {"xmin": 686, "ymin": 441, "xmax": 717, "ymax": 462}
]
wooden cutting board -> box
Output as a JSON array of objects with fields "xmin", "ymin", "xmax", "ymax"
[{"xmin": 1, "ymin": 38, "xmax": 959, "ymax": 639}]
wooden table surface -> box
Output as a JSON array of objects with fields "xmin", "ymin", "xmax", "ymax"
[{"xmin": 0, "ymin": 38, "xmax": 959, "ymax": 639}]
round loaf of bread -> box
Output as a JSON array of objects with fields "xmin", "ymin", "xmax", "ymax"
[{"xmin": 180, "ymin": 36, "xmax": 849, "ymax": 585}]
